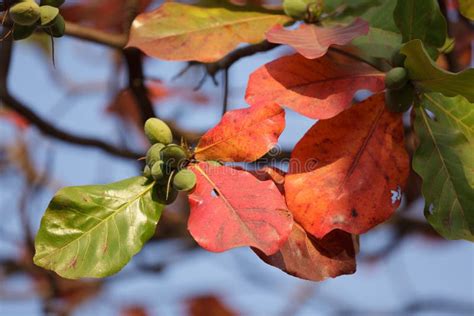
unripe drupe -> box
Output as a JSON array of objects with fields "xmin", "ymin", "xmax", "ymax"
[
  {"xmin": 385, "ymin": 67, "xmax": 408, "ymax": 90},
  {"xmin": 44, "ymin": 14, "xmax": 65, "ymax": 37},
  {"xmin": 160, "ymin": 144, "xmax": 187, "ymax": 169},
  {"xmin": 39, "ymin": 5, "xmax": 59, "ymax": 27},
  {"xmin": 9, "ymin": 1, "xmax": 41, "ymax": 26},
  {"xmin": 173, "ymin": 169, "xmax": 196, "ymax": 191},
  {"xmin": 144, "ymin": 118, "xmax": 173, "ymax": 145},
  {"xmin": 146, "ymin": 143, "xmax": 165, "ymax": 167},
  {"xmin": 12, "ymin": 23, "xmax": 36, "ymax": 40},
  {"xmin": 154, "ymin": 184, "xmax": 178, "ymax": 205}
]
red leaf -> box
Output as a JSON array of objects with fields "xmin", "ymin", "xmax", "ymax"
[
  {"xmin": 0, "ymin": 109, "xmax": 29, "ymax": 130},
  {"xmin": 195, "ymin": 104, "xmax": 285, "ymax": 162},
  {"xmin": 187, "ymin": 295, "xmax": 237, "ymax": 316},
  {"xmin": 188, "ymin": 163, "xmax": 293, "ymax": 255},
  {"xmin": 285, "ymin": 94, "xmax": 409, "ymax": 237},
  {"xmin": 266, "ymin": 18, "xmax": 369, "ymax": 59},
  {"xmin": 255, "ymin": 224, "xmax": 357, "ymax": 281},
  {"xmin": 245, "ymin": 52, "xmax": 385, "ymax": 119}
]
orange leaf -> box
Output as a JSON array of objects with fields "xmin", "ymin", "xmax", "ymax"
[
  {"xmin": 195, "ymin": 104, "xmax": 285, "ymax": 162},
  {"xmin": 188, "ymin": 163, "xmax": 293, "ymax": 255},
  {"xmin": 245, "ymin": 52, "xmax": 385, "ymax": 119},
  {"xmin": 285, "ymin": 94, "xmax": 409, "ymax": 237},
  {"xmin": 254, "ymin": 224, "xmax": 357, "ymax": 281},
  {"xmin": 266, "ymin": 18, "xmax": 369, "ymax": 59}
]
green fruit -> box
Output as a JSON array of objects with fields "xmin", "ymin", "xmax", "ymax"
[
  {"xmin": 207, "ymin": 160, "xmax": 223, "ymax": 167},
  {"xmin": 44, "ymin": 14, "xmax": 65, "ymax": 37},
  {"xmin": 40, "ymin": 0, "xmax": 65, "ymax": 7},
  {"xmin": 144, "ymin": 118, "xmax": 173, "ymax": 145},
  {"xmin": 146, "ymin": 143, "xmax": 165, "ymax": 167},
  {"xmin": 143, "ymin": 165, "xmax": 151, "ymax": 178},
  {"xmin": 385, "ymin": 67, "xmax": 408, "ymax": 90},
  {"xmin": 283, "ymin": 0, "xmax": 322, "ymax": 19},
  {"xmin": 12, "ymin": 23, "xmax": 36, "ymax": 40},
  {"xmin": 385, "ymin": 83, "xmax": 415, "ymax": 113},
  {"xmin": 151, "ymin": 161, "xmax": 165, "ymax": 181},
  {"xmin": 160, "ymin": 144, "xmax": 187, "ymax": 169},
  {"xmin": 39, "ymin": 5, "xmax": 59, "ymax": 27},
  {"xmin": 391, "ymin": 51, "xmax": 406, "ymax": 67},
  {"xmin": 9, "ymin": 1, "xmax": 41, "ymax": 26},
  {"xmin": 172, "ymin": 169, "xmax": 197, "ymax": 192},
  {"xmin": 154, "ymin": 184, "xmax": 178, "ymax": 205}
]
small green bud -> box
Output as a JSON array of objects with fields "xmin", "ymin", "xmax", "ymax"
[
  {"xmin": 385, "ymin": 83, "xmax": 415, "ymax": 113},
  {"xmin": 40, "ymin": 0, "xmax": 66, "ymax": 8},
  {"xmin": 160, "ymin": 144, "xmax": 187, "ymax": 169},
  {"xmin": 12, "ymin": 23, "xmax": 36, "ymax": 40},
  {"xmin": 9, "ymin": 1, "xmax": 41, "ymax": 26},
  {"xmin": 385, "ymin": 67, "xmax": 408, "ymax": 90},
  {"xmin": 146, "ymin": 143, "xmax": 165, "ymax": 167},
  {"xmin": 283, "ymin": 0, "xmax": 322, "ymax": 20},
  {"xmin": 172, "ymin": 169, "xmax": 197, "ymax": 192},
  {"xmin": 144, "ymin": 118, "xmax": 173, "ymax": 145},
  {"xmin": 151, "ymin": 161, "xmax": 165, "ymax": 181},
  {"xmin": 143, "ymin": 165, "xmax": 151, "ymax": 178},
  {"xmin": 39, "ymin": 5, "xmax": 59, "ymax": 27}
]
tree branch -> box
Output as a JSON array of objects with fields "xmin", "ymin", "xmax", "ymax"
[
  {"xmin": 0, "ymin": 31, "xmax": 142, "ymax": 159},
  {"xmin": 65, "ymin": 22, "xmax": 127, "ymax": 49},
  {"xmin": 205, "ymin": 40, "xmax": 279, "ymax": 77}
]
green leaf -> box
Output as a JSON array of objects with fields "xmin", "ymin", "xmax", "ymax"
[
  {"xmin": 423, "ymin": 93, "xmax": 474, "ymax": 141},
  {"xmin": 360, "ymin": 0, "xmax": 398, "ymax": 32},
  {"xmin": 126, "ymin": 2, "xmax": 291, "ymax": 62},
  {"xmin": 413, "ymin": 100, "xmax": 474, "ymax": 242},
  {"xmin": 400, "ymin": 40, "xmax": 474, "ymax": 102},
  {"xmin": 352, "ymin": 27, "xmax": 401, "ymax": 59},
  {"xmin": 34, "ymin": 177, "xmax": 164, "ymax": 279},
  {"xmin": 459, "ymin": 0, "xmax": 474, "ymax": 20},
  {"xmin": 394, "ymin": 0, "xmax": 447, "ymax": 49},
  {"xmin": 325, "ymin": 0, "xmax": 398, "ymax": 33}
]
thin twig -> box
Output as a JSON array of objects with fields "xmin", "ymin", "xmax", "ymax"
[
  {"xmin": 221, "ymin": 68, "xmax": 229, "ymax": 116},
  {"xmin": 65, "ymin": 22, "xmax": 127, "ymax": 48}
]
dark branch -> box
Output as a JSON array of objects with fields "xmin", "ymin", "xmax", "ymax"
[
  {"xmin": 205, "ymin": 40, "xmax": 279, "ymax": 77},
  {"xmin": 124, "ymin": 48, "xmax": 156, "ymax": 125},
  {"xmin": 0, "ymin": 32, "xmax": 142, "ymax": 160}
]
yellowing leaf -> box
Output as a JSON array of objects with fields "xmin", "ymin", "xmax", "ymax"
[
  {"xmin": 459, "ymin": 0, "xmax": 474, "ymax": 20},
  {"xmin": 34, "ymin": 177, "xmax": 163, "ymax": 279},
  {"xmin": 127, "ymin": 3, "xmax": 291, "ymax": 62},
  {"xmin": 195, "ymin": 103, "xmax": 285, "ymax": 162}
]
